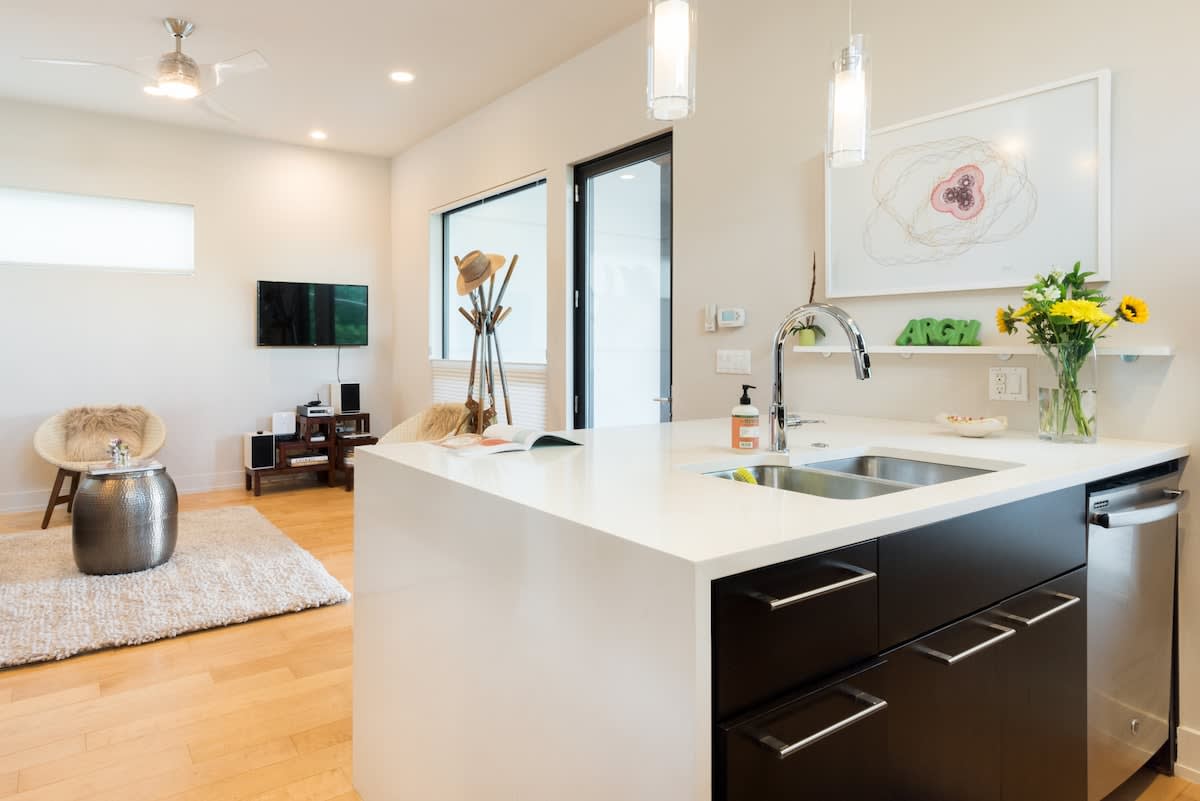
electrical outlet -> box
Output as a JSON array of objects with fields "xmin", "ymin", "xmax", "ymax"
[
  {"xmin": 716, "ymin": 349, "xmax": 752, "ymax": 375},
  {"xmin": 989, "ymin": 366, "xmax": 1028, "ymax": 401}
]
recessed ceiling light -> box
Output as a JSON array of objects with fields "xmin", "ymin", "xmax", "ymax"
[
  {"xmin": 619, "ymin": 173, "xmax": 637, "ymax": 181},
  {"xmin": 389, "ymin": 71, "xmax": 416, "ymax": 84},
  {"xmin": 309, "ymin": 130, "xmax": 328, "ymax": 141}
]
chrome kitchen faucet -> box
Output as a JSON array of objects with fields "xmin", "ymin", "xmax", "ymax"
[{"xmin": 769, "ymin": 303, "xmax": 871, "ymax": 454}]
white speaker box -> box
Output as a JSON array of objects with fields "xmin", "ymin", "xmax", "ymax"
[
  {"xmin": 243, "ymin": 432, "xmax": 275, "ymax": 470},
  {"xmin": 271, "ymin": 411, "xmax": 297, "ymax": 437}
]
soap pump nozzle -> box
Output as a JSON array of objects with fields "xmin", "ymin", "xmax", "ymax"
[{"xmin": 739, "ymin": 384, "xmax": 756, "ymax": 405}]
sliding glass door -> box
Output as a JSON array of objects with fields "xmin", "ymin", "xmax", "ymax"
[{"xmin": 573, "ymin": 134, "xmax": 673, "ymax": 429}]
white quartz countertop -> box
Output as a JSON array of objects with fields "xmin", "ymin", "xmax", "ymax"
[{"xmin": 361, "ymin": 416, "xmax": 1188, "ymax": 578}]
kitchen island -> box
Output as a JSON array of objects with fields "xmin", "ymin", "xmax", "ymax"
[{"xmin": 352, "ymin": 416, "xmax": 1187, "ymax": 801}]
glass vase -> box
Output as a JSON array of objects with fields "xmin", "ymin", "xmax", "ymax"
[{"xmin": 1037, "ymin": 344, "xmax": 1098, "ymax": 443}]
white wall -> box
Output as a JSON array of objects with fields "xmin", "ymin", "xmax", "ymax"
[
  {"xmin": 0, "ymin": 99, "xmax": 392, "ymax": 511},
  {"xmin": 389, "ymin": 0, "xmax": 1200, "ymax": 770}
]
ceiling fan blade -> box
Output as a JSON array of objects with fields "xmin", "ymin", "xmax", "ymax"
[
  {"xmin": 24, "ymin": 56, "xmax": 158, "ymax": 82},
  {"xmin": 197, "ymin": 95, "xmax": 240, "ymax": 123},
  {"xmin": 199, "ymin": 49, "xmax": 268, "ymax": 93},
  {"xmin": 24, "ymin": 57, "xmax": 110, "ymax": 67}
]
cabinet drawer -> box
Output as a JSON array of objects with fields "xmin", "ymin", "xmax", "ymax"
[
  {"xmin": 718, "ymin": 661, "xmax": 889, "ymax": 801},
  {"xmin": 714, "ymin": 541, "xmax": 878, "ymax": 719},
  {"xmin": 879, "ymin": 486, "xmax": 1085, "ymax": 649}
]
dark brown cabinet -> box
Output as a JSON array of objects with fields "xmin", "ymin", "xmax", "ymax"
[
  {"xmin": 997, "ymin": 569, "xmax": 1087, "ymax": 801},
  {"xmin": 712, "ymin": 487, "xmax": 1090, "ymax": 801},
  {"xmin": 878, "ymin": 486, "xmax": 1086, "ymax": 649},
  {"xmin": 719, "ymin": 662, "xmax": 890, "ymax": 801},
  {"xmin": 884, "ymin": 616, "xmax": 1011, "ymax": 801},
  {"xmin": 884, "ymin": 569, "xmax": 1086, "ymax": 801},
  {"xmin": 713, "ymin": 540, "xmax": 878, "ymax": 720}
]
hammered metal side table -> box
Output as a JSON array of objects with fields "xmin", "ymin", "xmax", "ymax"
[{"xmin": 71, "ymin": 464, "xmax": 179, "ymax": 575}]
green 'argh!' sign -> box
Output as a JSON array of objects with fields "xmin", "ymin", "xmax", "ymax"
[{"xmin": 895, "ymin": 318, "xmax": 982, "ymax": 347}]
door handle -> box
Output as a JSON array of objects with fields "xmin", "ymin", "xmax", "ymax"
[
  {"xmin": 913, "ymin": 622, "xmax": 1015, "ymax": 665},
  {"xmin": 993, "ymin": 591, "xmax": 1081, "ymax": 628},
  {"xmin": 1091, "ymin": 489, "xmax": 1184, "ymax": 528},
  {"xmin": 744, "ymin": 562, "xmax": 877, "ymax": 612},
  {"xmin": 748, "ymin": 685, "xmax": 888, "ymax": 759},
  {"xmin": 651, "ymin": 397, "xmax": 672, "ymax": 404}
]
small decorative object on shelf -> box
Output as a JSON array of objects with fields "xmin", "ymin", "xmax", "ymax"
[
  {"xmin": 791, "ymin": 253, "xmax": 827, "ymax": 346},
  {"xmin": 895, "ymin": 317, "xmax": 983, "ymax": 346},
  {"xmin": 107, "ymin": 438, "xmax": 132, "ymax": 466},
  {"xmin": 998, "ymin": 262, "xmax": 1150, "ymax": 443}
]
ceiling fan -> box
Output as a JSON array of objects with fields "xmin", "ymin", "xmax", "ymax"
[{"xmin": 24, "ymin": 18, "xmax": 268, "ymax": 121}]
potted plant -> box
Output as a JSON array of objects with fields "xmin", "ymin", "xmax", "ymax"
[
  {"xmin": 791, "ymin": 253, "xmax": 826, "ymax": 347},
  {"xmin": 996, "ymin": 262, "xmax": 1149, "ymax": 443}
]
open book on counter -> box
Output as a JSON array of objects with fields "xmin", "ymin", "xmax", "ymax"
[{"xmin": 434, "ymin": 425, "xmax": 581, "ymax": 457}]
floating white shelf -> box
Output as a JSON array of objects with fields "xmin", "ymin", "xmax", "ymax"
[{"xmin": 793, "ymin": 344, "xmax": 1174, "ymax": 362}]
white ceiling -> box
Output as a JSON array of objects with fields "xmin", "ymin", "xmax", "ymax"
[{"xmin": 0, "ymin": 0, "xmax": 645, "ymax": 157}]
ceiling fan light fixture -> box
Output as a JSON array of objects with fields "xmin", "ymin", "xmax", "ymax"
[{"xmin": 155, "ymin": 50, "xmax": 200, "ymax": 100}]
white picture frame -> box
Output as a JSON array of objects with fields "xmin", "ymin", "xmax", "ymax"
[{"xmin": 825, "ymin": 70, "xmax": 1111, "ymax": 298}]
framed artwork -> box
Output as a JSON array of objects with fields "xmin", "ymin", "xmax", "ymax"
[{"xmin": 825, "ymin": 70, "xmax": 1111, "ymax": 298}]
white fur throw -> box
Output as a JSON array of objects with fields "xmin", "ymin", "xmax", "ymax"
[{"xmin": 61, "ymin": 405, "xmax": 148, "ymax": 462}]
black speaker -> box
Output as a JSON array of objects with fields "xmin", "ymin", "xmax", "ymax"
[
  {"xmin": 331, "ymin": 382, "xmax": 361, "ymax": 414},
  {"xmin": 243, "ymin": 432, "xmax": 275, "ymax": 470}
]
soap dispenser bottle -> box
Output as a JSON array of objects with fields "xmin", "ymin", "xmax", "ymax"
[{"xmin": 731, "ymin": 384, "xmax": 760, "ymax": 451}]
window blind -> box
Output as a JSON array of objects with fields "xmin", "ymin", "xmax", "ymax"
[
  {"xmin": 430, "ymin": 360, "xmax": 548, "ymax": 430},
  {"xmin": 0, "ymin": 186, "xmax": 194, "ymax": 273}
]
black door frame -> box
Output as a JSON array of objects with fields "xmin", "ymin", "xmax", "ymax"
[{"xmin": 572, "ymin": 132, "xmax": 673, "ymax": 429}]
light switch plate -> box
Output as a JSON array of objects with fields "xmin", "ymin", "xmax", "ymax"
[
  {"xmin": 989, "ymin": 366, "xmax": 1028, "ymax": 401},
  {"xmin": 716, "ymin": 349, "xmax": 752, "ymax": 375}
]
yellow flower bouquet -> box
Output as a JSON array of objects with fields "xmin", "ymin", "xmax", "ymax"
[{"xmin": 997, "ymin": 262, "xmax": 1149, "ymax": 442}]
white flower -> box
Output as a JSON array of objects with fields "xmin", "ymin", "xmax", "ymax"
[
  {"xmin": 1023, "ymin": 289, "xmax": 1044, "ymax": 302},
  {"xmin": 1043, "ymin": 286, "xmax": 1062, "ymax": 301},
  {"xmin": 1049, "ymin": 270, "xmax": 1065, "ymax": 282}
]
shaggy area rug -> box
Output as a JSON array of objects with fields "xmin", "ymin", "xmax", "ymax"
[{"xmin": 0, "ymin": 506, "xmax": 350, "ymax": 668}]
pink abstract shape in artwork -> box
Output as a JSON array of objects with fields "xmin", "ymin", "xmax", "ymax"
[{"xmin": 931, "ymin": 165, "xmax": 986, "ymax": 220}]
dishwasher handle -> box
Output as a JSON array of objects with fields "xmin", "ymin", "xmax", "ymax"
[{"xmin": 1091, "ymin": 489, "xmax": 1184, "ymax": 529}]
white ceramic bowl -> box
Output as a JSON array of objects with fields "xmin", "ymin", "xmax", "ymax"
[{"xmin": 935, "ymin": 413, "xmax": 1009, "ymax": 438}]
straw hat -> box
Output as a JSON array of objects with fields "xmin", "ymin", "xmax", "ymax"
[{"xmin": 456, "ymin": 251, "xmax": 506, "ymax": 296}]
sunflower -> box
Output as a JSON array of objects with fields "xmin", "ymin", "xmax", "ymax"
[
  {"xmin": 1049, "ymin": 299, "xmax": 1114, "ymax": 327},
  {"xmin": 996, "ymin": 307, "xmax": 1016, "ymax": 335},
  {"xmin": 1013, "ymin": 304, "xmax": 1033, "ymax": 319},
  {"xmin": 1118, "ymin": 295, "xmax": 1149, "ymax": 324}
]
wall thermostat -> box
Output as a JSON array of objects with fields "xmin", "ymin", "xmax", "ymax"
[{"xmin": 717, "ymin": 307, "xmax": 746, "ymax": 328}]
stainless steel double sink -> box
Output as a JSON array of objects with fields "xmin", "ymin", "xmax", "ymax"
[{"xmin": 706, "ymin": 454, "xmax": 1004, "ymax": 500}]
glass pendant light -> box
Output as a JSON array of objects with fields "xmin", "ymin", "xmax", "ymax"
[
  {"xmin": 647, "ymin": 0, "xmax": 697, "ymax": 121},
  {"xmin": 827, "ymin": 1, "xmax": 870, "ymax": 168}
]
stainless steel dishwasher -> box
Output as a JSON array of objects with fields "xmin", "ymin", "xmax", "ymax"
[{"xmin": 1087, "ymin": 465, "xmax": 1184, "ymax": 801}]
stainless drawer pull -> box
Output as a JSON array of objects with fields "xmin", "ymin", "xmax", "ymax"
[
  {"xmin": 1092, "ymin": 489, "xmax": 1184, "ymax": 528},
  {"xmin": 994, "ymin": 591, "xmax": 1081, "ymax": 628},
  {"xmin": 914, "ymin": 622, "xmax": 1015, "ymax": 665},
  {"xmin": 750, "ymin": 686, "xmax": 888, "ymax": 760},
  {"xmin": 745, "ymin": 562, "xmax": 877, "ymax": 612}
]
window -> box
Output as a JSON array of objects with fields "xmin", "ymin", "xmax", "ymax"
[
  {"xmin": 439, "ymin": 180, "xmax": 547, "ymax": 363},
  {"xmin": 0, "ymin": 186, "xmax": 194, "ymax": 274}
]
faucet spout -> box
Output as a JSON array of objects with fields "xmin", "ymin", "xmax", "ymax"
[{"xmin": 769, "ymin": 303, "xmax": 871, "ymax": 453}]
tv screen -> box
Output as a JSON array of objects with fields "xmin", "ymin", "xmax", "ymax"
[{"xmin": 256, "ymin": 281, "xmax": 368, "ymax": 346}]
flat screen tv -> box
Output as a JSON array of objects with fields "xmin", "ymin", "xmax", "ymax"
[{"xmin": 256, "ymin": 281, "xmax": 368, "ymax": 346}]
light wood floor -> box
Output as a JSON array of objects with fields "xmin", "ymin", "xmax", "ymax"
[
  {"xmin": 0, "ymin": 483, "xmax": 1192, "ymax": 801},
  {"xmin": 0, "ymin": 481, "xmax": 358, "ymax": 801}
]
